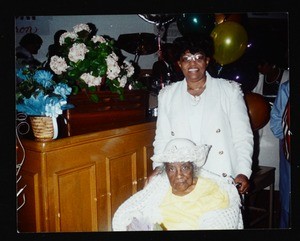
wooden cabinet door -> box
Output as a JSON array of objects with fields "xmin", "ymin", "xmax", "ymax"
[
  {"xmin": 109, "ymin": 153, "xmax": 138, "ymax": 218},
  {"xmin": 46, "ymin": 143, "xmax": 101, "ymax": 232},
  {"xmin": 52, "ymin": 163, "xmax": 98, "ymax": 232}
]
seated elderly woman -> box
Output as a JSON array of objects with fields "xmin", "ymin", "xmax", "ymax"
[{"xmin": 112, "ymin": 138, "xmax": 243, "ymax": 231}]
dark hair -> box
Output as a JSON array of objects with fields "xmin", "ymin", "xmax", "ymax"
[
  {"xmin": 173, "ymin": 34, "xmax": 214, "ymax": 60},
  {"xmin": 19, "ymin": 33, "xmax": 43, "ymax": 47},
  {"xmin": 53, "ymin": 29, "xmax": 67, "ymax": 44},
  {"xmin": 87, "ymin": 22, "xmax": 98, "ymax": 37}
]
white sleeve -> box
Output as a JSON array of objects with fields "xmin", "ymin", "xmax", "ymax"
[
  {"xmin": 228, "ymin": 83, "xmax": 254, "ymax": 178},
  {"xmin": 152, "ymin": 89, "xmax": 171, "ymax": 169}
]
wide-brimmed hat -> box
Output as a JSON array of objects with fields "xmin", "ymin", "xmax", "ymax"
[{"xmin": 151, "ymin": 138, "xmax": 211, "ymax": 168}]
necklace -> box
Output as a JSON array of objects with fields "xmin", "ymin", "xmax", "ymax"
[
  {"xmin": 187, "ymin": 82, "xmax": 206, "ymax": 91},
  {"xmin": 264, "ymin": 68, "xmax": 281, "ymax": 84}
]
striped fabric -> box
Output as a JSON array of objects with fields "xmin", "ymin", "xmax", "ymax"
[{"xmin": 282, "ymin": 98, "xmax": 290, "ymax": 161}]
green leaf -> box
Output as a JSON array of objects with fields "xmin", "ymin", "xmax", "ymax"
[
  {"xmin": 88, "ymin": 86, "xmax": 97, "ymax": 92},
  {"xmin": 72, "ymin": 86, "xmax": 79, "ymax": 95},
  {"xmin": 90, "ymin": 93, "xmax": 99, "ymax": 103}
]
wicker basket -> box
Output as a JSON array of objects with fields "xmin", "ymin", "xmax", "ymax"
[{"xmin": 30, "ymin": 116, "xmax": 56, "ymax": 141}]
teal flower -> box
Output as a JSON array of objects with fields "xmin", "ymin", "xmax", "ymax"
[
  {"xmin": 33, "ymin": 70, "xmax": 54, "ymax": 88},
  {"xmin": 44, "ymin": 96, "xmax": 66, "ymax": 118},
  {"xmin": 53, "ymin": 83, "xmax": 72, "ymax": 99},
  {"xmin": 16, "ymin": 92, "xmax": 47, "ymax": 116},
  {"xmin": 16, "ymin": 68, "xmax": 31, "ymax": 81},
  {"xmin": 16, "ymin": 66, "xmax": 74, "ymax": 118}
]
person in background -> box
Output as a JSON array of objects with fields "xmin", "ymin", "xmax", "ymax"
[
  {"xmin": 112, "ymin": 138, "xmax": 244, "ymax": 231},
  {"xmin": 45, "ymin": 29, "xmax": 67, "ymax": 70},
  {"xmin": 152, "ymin": 42, "xmax": 184, "ymax": 87},
  {"xmin": 252, "ymin": 54, "xmax": 289, "ymax": 105},
  {"xmin": 16, "ymin": 33, "xmax": 43, "ymax": 70},
  {"xmin": 270, "ymin": 80, "xmax": 290, "ymax": 228},
  {"xmin": 146, "ymin": 35, "xmax": 254, "ymax": 196},
  {"xmin": 252, "ymin": 44, "xmax": 289, "ymax": 192}
]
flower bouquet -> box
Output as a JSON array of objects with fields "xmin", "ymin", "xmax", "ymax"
[
  {"xmin": 49, "ymin": 23, "xmax": 143, "ymax": 102},
  {"xmin": 16, "ymin": 66, "xmax": 74, "ymax": 140}
]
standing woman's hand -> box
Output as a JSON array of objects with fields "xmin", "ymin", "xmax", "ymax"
[{"xmin": 234, "ymin": 174, "xmax": 250, "ymax": 194}]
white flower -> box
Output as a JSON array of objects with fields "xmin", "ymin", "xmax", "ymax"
[
  {"xmin": 50, "ymin": 56, "xmax": 69, "ymax": 75},
  {"xmin": 45, "ymin": 23, "xmax": 139, "ymax": 102},
  {"xmin": 68, "ymin": 43, "xmax": 89, "ymax": 63},
  {"xmin": 45, "ymin": 99, "xmax": 66, "ymax": 118},
  {"xmin": 92, "ymin": 35, "xmax": 107, "ymax": 44},
  {"xmin": 59, "ymin": 32, "xmax": 78, "ymax": 45},
  {"xmin": 109, "ymin": 52, "xmax": 119, "ymax": 61},
  {"xmin": 80, "ymin": 72, "xmax": 102, "ymax": 87},
  {"xmin": 123, "ymin": 60, "xmax": 135, "ymax": 77},
  {"xmin": 118, "ymin": 75, "xmax": 127, "ymax": 88},
  {"xmin": 73, "ymin": 23, "xmax": 90, "ymax": 33},
  {"xmin": 106, "ymin": 53, "xmax": 120, "ymax": 80}
]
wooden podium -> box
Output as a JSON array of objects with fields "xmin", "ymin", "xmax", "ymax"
[{"xmin": 16, "ymin": 121, "xmax": 156, "ymax": 232}]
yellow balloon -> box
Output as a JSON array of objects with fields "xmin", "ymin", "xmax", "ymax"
[{"xmin": 211, "ymin": 21, "xmax": 248, "ymax": 65}]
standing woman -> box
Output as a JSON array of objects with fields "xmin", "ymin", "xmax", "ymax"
[{"xmin": 148, "ymin": 35, "xmax": 254, "ymax": 195}]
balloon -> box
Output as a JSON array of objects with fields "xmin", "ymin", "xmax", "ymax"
[
  {"xmin": 212, "ymin": 50, "xmax": 259, "ymax": 92},
  {"xmin": 211, "ymin": 21, "xmax": 248, "ymax": 65},
  {"xmin": 214, "ymin": 13, "xmax": 226, "ymax": 24},
  {"xmin": 244, "ymin": 92, "xmax": 270, "ymax": 131},
  {"xmin": 177, "ymin": 13, "xmax": 215, "ymax": 36},
  {"xmin": 214, "ymin": 13, "xmax": 243, "ymax": 25},
  {"xmin": 138, "ymin": 14, "xmax": 177, "ymax": 57},
  {"xmin": 138, "ymin": 14, "xmax": 176, "ymax": 26}
]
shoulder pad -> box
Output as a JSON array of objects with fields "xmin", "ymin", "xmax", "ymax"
[
  {"xmin": 227, "ymin": 80, "xmax": 243, "ymax": 96},
  {"xmin": 158, "ymin": 83, "xmax": 174, "ymax": 95}
]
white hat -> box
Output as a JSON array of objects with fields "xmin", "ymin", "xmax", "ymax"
[{"xmin": 151, "ymin": 138, "xmax": 211, "ymax": 168}]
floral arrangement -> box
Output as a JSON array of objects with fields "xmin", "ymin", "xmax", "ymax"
[
  {"xmin": 16, "ymin": 66, "xmax": 74, "ymax": 118},
  {"xmin": 49, "ymin": 23, "xmax": 141, "ymax": 102}
]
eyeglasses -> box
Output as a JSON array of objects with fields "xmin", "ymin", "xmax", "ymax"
[{"xmin": 181, "ymin": 53, "xmax": 205, "ymax": 63}]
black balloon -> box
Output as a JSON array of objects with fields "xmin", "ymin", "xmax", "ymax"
[
  {"xmin": 177, "ymin": 13, "xmax": 215, "ymax": 36},
  {"xmin": 209, "ymin": 47, "xmax": 259, "ymax": 92}
]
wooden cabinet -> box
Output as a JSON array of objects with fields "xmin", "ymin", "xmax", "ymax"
[
  {"xmin": 65, "ymin": 90, "xmax": 150, "ymax": 136},
  {"xmin": 17, "ymin": 121, "xmax": 156, "ymax": 232}
]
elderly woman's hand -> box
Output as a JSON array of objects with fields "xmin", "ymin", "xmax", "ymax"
[
  {"xmin": 234, "ymin": 174, "xmax": 250, "ymax": 194},
  {"xmin": 127, "ymin": 217, "xmax": 153, "ymax": 231}
]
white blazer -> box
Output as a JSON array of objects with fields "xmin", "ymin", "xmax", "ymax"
[{"xmin": 153, "ymin": 72, "xmax": 254, "ymax": 179}]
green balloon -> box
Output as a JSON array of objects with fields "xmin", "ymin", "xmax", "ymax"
[
  {"xmin": 177, "ymin": 13, "xmax": 215, "ymax": 36},
  {"xmin": 211, "ymin": 21, "xmax": 248, "ymax": 65}
]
